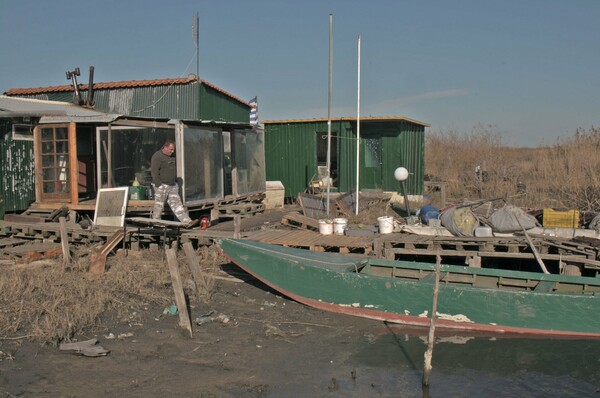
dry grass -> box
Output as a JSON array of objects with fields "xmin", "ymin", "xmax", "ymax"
[
  {"xmin": 426, "ymin": 126, "xmax": 600, "ymax": 211},
  {"xmin": 0, "ymin": 244, "xmax": 227, "ymax": 344}
]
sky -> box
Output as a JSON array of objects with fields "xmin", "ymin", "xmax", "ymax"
[{"xmin": 1, "ymin": 0, "xmax": 599, "ymax": 147}]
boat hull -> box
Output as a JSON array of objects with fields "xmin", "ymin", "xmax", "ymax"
[{"xmin": 218, "ymin": 239, "xmax": 600, "ymax": 339}]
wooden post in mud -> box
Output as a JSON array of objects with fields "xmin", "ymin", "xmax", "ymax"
[
  {"xmin": 233, "ymin": 215, "xmax": 241, "ymax": 239},
  {"xmin": 423, "ymin": 252, "xmax": 442, "ymax": 387},
  {"xmin": 59, "ymin": 217, "xmax": 71, "ymax": 266},
  {"xmin": 166, "ymin": 247, "xmax": 193, "ymax": 337}
]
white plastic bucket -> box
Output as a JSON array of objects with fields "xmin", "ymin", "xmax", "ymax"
[
  {"xmin": 378, "ymin": 216, "xmax": 394, "ymax": 234},
  {"xmin": 318, "ymin": 219, "xmax": 334, "ymax": 235},
  {"xmin": 333, "ymin": 218, "xmax": 348, "ymax": 235}
]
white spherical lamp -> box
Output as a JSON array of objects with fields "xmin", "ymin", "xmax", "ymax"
[{"xmin": 394, "ymin": 167, "xmax": 409, "ymax": 182}]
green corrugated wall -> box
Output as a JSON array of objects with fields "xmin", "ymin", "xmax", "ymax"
[
  {"xmin": 0, "ymin": 132, "xmax": 36, "ymax": 214},
  {"xmin": 265, "ymin": 120, "xmax": 425, "ymax": 199}
]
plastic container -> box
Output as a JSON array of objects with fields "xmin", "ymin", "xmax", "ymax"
[
  {"xmin": 378, "ymin": 216, "xmax": 394, "ymax": 234},
  {"xmin": 333, "ymin": 218, "xmax": 348, "ymax": 235},
  {"xmin": 475, "ymin": 226, "xmax": 493, "ymax": 237},
  {"xmin": 318, "ymin": 219, "xmax": 334, "ymax": 235},
  {"xmin": 419, "ymin": 205, "xmax": 439, "ymax": 225},
  {"xmin": 129, "ymin": 185, "xmax": 147, "ymax": 200},
  {"xmin": 543, "ymin": 209, "xmax": 580, "ymax": 228}
]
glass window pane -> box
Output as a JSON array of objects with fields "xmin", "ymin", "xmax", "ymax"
[
  {"xmin": 42, "ymin": 141, "xmax": 54, "ymax": 154},
  {"xmin": 42, "ymin": 167, "xmax": 55, "ymax": 180},
  {"xmin": 364, "ymin": 137, "xmax": 380, "ymax": 168},
  {"xmin": 233, "ymin": 129, "xmax": 265, "ymax": 194},
  {"xmin": 183, "ymin": 126, "xmax": 223, "ymax": 201},
  {"xmin": 55, "ymin": 141, "xmax": 69, "ymax": 154},
  {"xmin": 55, "ymin": 127, "xmax": 68, "ymax": 140},
  {"xmin": 41, "ymin": 128, "xmax": 54, "ymax": 140},
  {"xmin": 42, "ymin": 154, "xmax": 54, "ymax": 167},
  {"xmin": 98, "ymin": 127, "xmax": 173, "ymax": 188}
]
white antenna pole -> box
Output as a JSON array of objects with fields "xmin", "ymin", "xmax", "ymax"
[
  {"xmin": 326, "ymin": 13, "xmax": 333, "ymax": 217},
  {"xmin": 355, "ymin": 34, "xmax": 361, "ymax": 216}
]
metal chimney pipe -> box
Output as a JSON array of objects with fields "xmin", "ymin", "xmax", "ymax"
[
  {"xmin": 66, "ymin": 67, "xmax": 83, "ymax": 105},
  {"xmin": 87, "ymin": 66, "xmax": 95, "ymax": 107}
]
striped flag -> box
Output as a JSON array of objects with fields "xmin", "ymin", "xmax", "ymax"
[{"xmin": 249, "ymin": 96, "xmax": 258, "ymax": 125}]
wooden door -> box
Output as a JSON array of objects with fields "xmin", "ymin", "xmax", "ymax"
[{"xmin": 35, "ymin": 124, "xmax": 75, "ymax": 202}]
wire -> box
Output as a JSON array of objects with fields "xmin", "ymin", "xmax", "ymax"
[{"xmin": 131, "ymin": 48, "xmax": 199, "ymax": 114}]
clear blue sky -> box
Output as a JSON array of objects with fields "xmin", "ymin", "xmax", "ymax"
[{"xmin": 1, "ymin": 0, "xmax": 598, "ymax": 146}]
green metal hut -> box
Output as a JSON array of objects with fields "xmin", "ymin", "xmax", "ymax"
[
  {"xmin": 262, "ymin": 117, "xmax": 429, "ymax": 200},
  {"xmin": 1, "ymin": 74, "xmax": 263, "ymax": 218}
]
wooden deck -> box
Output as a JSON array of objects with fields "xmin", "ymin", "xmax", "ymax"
[
  {"xmin": 378, "ymin": 233, "xmax": 600, "ymax": 272},
  {"xmin": 1, "ymin": 212, "xmax": 600, "ymax": 275},
  {"xmin": 248, "ymin": 229, "xmax": 374, "ymax": 254}
]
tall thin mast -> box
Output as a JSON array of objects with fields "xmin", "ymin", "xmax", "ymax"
[
  {"xmin": 355, "ymin": 34, "xmax": 361, "ymax": 215},
  {"xmin": 326, "ymin": 13, "xmax": 333, "ymax": 216}
]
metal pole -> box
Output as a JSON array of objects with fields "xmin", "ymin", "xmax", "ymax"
[
  {"xmin": 326, "ymin": 13, "xmax": 333, "ymax": 217},
  {"xmin": 355, "ymin": 34, "xmax": 361, "ymax": 216},
  {"xmin": 401, "ymin": 181, "xmax": 411, "ymax": 217},
  {"xmin": 193, "ymin": 13, "xmax": 199, "ymax": 78}
]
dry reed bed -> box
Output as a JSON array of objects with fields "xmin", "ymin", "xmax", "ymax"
[
  {"xmin": 426, "ymin": 126, "xmax": 600, "ymax": 212},
  {"xmin": 0, "ymin": 245, "xmax": 225, "ymax": 345}
]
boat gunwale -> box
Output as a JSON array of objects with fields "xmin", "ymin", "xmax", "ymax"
[{"xmin": 225, "ymin": 239, "xmax": 600, "ymax": 288}]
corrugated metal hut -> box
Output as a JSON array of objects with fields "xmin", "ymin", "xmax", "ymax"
[
  {"xmin": 0, "ymin": 91, "xmax": 264, "ymax": 219},
  {"xmin": 262, "ymin": 117, "xmax": 429, "ymax": 199}
]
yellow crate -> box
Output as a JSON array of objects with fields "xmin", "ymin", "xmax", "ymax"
[{"xmin": 542, "ymin": 209, "xmax": 580, "ymax": 228}]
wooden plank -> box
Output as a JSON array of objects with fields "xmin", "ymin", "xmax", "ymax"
[
  {"xmin": 3, "ymin": 214, "xmax": 47, "ymax": 224},
  {"xmin": 1, "ymin": 242, "xmax": 62, "ymax": 256},
  {"xmin": 166, "ymin": 248, "xmax": 193, "ymax": 337},
  {"xmin": 126, "ymin": 217, "xmax": 187, "ymax": 228},
  {"xmin": 182, "ymin": 241, "xmax": 203, "ymax": 283},
  {"xmin": 0, "ymin": 238, "xmax": 30, "ymax": 249},
  {"xmin": 89, "ymin": 229, "xmax": 127, "ymax": 276}
]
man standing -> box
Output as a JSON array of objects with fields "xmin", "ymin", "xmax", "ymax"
[{"xmin": 151, "ymin": 140, "xmax": 197, "ymax": 227}]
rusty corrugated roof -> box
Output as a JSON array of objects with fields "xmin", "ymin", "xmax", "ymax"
[
  {"xmin": 4, "ymin": 74, "xmax": 251, "ymax": 107},
  {"xmin": 262, "ymin": 116, "xmax": 430, "ymax": 127}
]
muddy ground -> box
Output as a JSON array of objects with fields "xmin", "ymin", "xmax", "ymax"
[
  {"xmin": 0, "ymin": 266, "xmax": 426, "ymax": 397},
  {"xmin": 0, "ymin": 205, "xmax": 430, "ymax": 397}
]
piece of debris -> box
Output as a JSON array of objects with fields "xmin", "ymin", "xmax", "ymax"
[
  {"xmin": 59, "ymin": 338, "xmax": 110, "ymax": 357},
  {"xmin": 195, "ymin": 312, "xmax": 230, "ymax": 326},
  {"xmin": 162, "ymin": 304, "xmax": 178, "ymax": 315}
]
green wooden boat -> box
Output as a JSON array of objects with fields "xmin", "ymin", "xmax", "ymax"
[{"xmin": 218, "ymin": 239, "xmax": 600, "ymax": 339}]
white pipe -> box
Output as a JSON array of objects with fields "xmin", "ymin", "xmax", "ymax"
[
  {"xmin": 355, "ymin": 34, "xmax": 361, "ymax": 216},
  {"xmin": 326, "ymin": 13, "xmax": 333, "ymax": 216}
]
